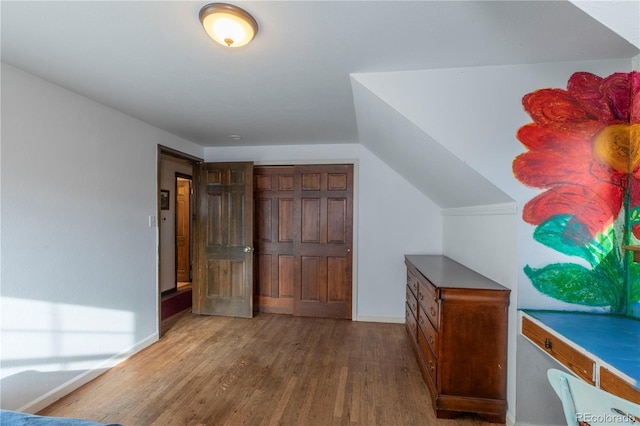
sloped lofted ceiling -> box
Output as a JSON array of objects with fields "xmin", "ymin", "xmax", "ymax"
[
  {"xmin": 569, "ymin": 0, "xmax": 640, "ymax": 48},
  {"xmin": 351, "ymin": 76, "xmax": 514, "ymax": 208},
  {"xmin": 2, "ymin": 1, "xmax": 638, "ymax": 208}
]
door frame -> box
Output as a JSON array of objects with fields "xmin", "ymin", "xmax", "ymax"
[
  {"xmin": 253, "ymin": 159, "xmax": 359, "ymax": 321},
  {"xmin": 157, "ymin": 145, "xmax": 203, "ymax": 332}
]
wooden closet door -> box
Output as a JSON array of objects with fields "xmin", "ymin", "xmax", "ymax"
[
  {"xmin": 293, "ymin": 164, "xmax": 353, "ymax": 319},
  {"xmin": 254, "ymin": 166, "xmax": 295, "ymax": 314},
  {"xmin": 253, "ymin": 164, "xmax": 354, "ymax": 318}
]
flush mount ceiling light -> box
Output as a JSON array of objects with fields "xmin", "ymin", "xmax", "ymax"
[{"xmin": 199, "ymin": 3, "xmax": 258, "ymax": 48}]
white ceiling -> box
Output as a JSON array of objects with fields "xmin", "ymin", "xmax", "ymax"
[{"xmin": 1, "ymin": 1, "xmax": 638, "ymax": 147}]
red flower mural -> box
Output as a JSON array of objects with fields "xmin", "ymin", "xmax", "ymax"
[{"xmin": 513, "ymin": 71, "xmax": 640, "ymax": 239}]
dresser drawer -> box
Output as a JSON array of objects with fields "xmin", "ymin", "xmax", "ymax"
[
  {"xmin": 418, "ymin": 279, "xmax": 439, "ymax": 329},
  {"xmin": 418, "ymin": 327, "xmax": 437, "ymax": 384},
  {"xmin": 599, "ymin": 367, "xmax": 640, "ymax": 404},
  {"xmin": 418, "ymin": 304, "xmax": 438, "ymax": 356},
  {"xmin": 407, "ymin": 268, "xmax": 419, "ymax": 297},
  {"xmin": 405, "ymin": 303, "xmax": 418, "ymax": 344},
  {"xmin": 406, "ymin": 285, "xmax": 418, "ymax": 318},
  {"xmin": 522, "ymin": 316, "xmax": 595, "ymax": 384}
]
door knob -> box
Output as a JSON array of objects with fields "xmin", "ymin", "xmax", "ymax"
[{"xmin": 244, "ymin": 247, "xmax": 253, "ymax": 253}]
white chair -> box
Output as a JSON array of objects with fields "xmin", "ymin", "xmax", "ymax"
[{"xmin": 547, "ymin": 369, "xmax": 640, "ymax": 426}]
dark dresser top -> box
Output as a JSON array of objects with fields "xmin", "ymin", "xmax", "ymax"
[{"xmin": 405, "ymin": 255, "xmax": 509, "ymax": 291}]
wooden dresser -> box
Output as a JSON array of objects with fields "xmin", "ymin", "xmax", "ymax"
[{"xmin": 405, "ymin": 255, "xmax": 511, "ymax": 423}]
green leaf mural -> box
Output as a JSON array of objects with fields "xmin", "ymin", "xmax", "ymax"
[
  {"xmin": 630, "ymin": 206, "xmax": 640, "ymax": 226},
  {"xmin": 532, "ymin": 215, "xmax": 609, "ymax": 267},
  {"xmin": 524, "ymin": 263, "xmax": 620, "ymax": 308}
]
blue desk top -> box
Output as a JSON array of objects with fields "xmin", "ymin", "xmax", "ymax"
[{"xmin": 523, "ymin": 310, "xmax": 640, "ymax": 388}]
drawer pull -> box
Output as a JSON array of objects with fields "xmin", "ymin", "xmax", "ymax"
[{"xmin": 544, "ymin": 338, "xmax": 552, "ymax": 349}]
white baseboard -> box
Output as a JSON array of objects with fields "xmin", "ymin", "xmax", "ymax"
[
  {"xmin": 355, "ymin": 315, "xmax": 405, "ymax": 324},
  {"xmin": 19, "ymin": 333, "xmax": 159, "ymax": 414}
]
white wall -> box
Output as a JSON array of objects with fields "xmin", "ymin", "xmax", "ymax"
[
  {"xmin": 442, "ymin": 204, "xmax": 518, "ymax": 424},
  {"xmin": 204, "ymin": 143, "xmax": 442, "ymax": 322},
  {"xmin": 0, "ymin": 63, "xmax": 203, "ymax": 412}
]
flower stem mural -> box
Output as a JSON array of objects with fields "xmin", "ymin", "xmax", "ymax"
[{"xmin": 513, "ymin": 71, "xmax": 640, "ymax": 316}]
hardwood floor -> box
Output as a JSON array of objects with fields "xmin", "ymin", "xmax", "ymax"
[{"xmin": 39, "ymin": 313, "xmax": 504, "ymax": 426}]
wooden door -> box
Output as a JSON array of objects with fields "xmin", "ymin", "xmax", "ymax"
[
  {"xmin": 176, "ymin": 176, "xmax": 191, "ymax": 283},
  {"xmin": 254, "ymin": 167, "xmax": 295, "ymax": 314},
  {"xmin": 194, "ymin": 162, "xmax": 254, "ymax": 318},
  {"xmin": 293, "ymin": 165, "xmax": 353, "ymax": 319}
]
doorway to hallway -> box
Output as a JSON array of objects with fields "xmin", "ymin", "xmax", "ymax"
[{"xmin": 158, "ymin": 147, "xmax": 200, "ymax": 327}]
